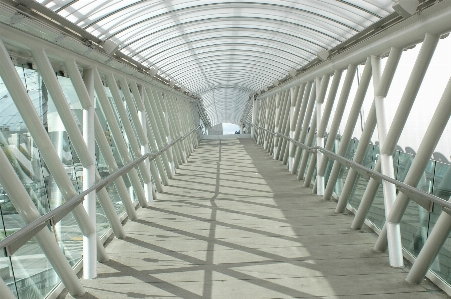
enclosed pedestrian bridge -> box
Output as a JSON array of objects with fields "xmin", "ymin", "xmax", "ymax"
[{"xmin": 0, "ymin": 0, "xmax": 451, "ymax": 298}]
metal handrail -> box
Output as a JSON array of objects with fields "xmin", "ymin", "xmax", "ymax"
[
  {"xmin": 0, "ymin": 125, "xmax": 201, "ymax": 257},
  {"xmin": 251, "ymin": 123, "xmax": 451, "ymax": 215}
]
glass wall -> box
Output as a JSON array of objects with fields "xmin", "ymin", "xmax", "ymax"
[{"xmin": 0, "ymin": 64, "xmax": 131, "ymax": 298}]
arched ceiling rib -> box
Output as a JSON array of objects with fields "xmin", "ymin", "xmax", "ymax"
[{"xmin": 39, "ymin": 0, "xmax": 395, "ymax": 125}]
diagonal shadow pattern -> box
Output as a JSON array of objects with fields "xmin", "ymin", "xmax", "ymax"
[{"xmin": 59, "ymin": 138, "xmax": 447, "ymax": 299}]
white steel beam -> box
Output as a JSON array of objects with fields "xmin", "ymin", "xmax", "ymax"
[
  {"xmin": 259, "ymin": 0, "xmax": 451, "ymax": 99},
  {"xmin": 315, "ymin": 74, "xmax": 331, "ymax": 195},
  {"xmin": 0, "ymin": 39, "xmax": 109, "ymax": 263},
  {"xmin": 64, "ymin": 60, "xmax": 138, "ymax": 222},
  {"xmin": 82, "ymin": 67, "xmax": 97, "ymax": 279}
]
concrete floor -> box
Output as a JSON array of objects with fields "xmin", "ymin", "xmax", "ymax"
[{"xmin": 60, "ymin": 138, "xmax": 448, "ymax": 298}]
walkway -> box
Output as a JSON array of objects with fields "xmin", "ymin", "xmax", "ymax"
[{"xmin": 61, "ymin": 138, "xmax": 447, "ymax": 298}]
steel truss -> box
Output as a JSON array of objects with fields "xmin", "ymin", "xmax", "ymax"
[
  {"xmin": 0, "ymin": 17, "xmax": 202, "ymax": 297},
  {"xmin": 250, "ymin": 1, "xmax": 451, "ymax": 294}
]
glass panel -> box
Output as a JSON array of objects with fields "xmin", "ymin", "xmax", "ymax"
[
  {"xmin": 429, "ymin": 161, "xmax": 451, "ymax": 282},
  {"xmin": 10, "ymin": 235, "xmax": 58, "ymax": 298},
  {"xmin": 333, "ymin": 137, "xmax": 358, "ymax": 197},
  {"xmin": 0, "ymin": 64, "xmax": 88, "ymax": 298},
  {"xmin": 366, "ymin": 144, "xmax": 385, "ymax": 229},
  {"xmin": 95, "ymin": 87, "xmax": 139, "ymax": 204},
  {"xmin": 348, "ymin": 143, "xmax": 375, "ymax": 210},
  {"xmin": 0, "ymin": 203, "xmax": 18, "ymax": 297}
]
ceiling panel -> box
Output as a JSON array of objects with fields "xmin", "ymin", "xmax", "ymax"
[{"xmin": 38, "ymin": 0, "xmax": 394, "ymax": 125}]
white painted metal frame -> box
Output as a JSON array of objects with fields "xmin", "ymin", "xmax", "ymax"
[
  {"xmin": 253, "ymin": 0, "xmax": 451, "ymax": 292},
  {"xmin": 0, "ymin": 21, "xmax": 201, "ymax": 298}
]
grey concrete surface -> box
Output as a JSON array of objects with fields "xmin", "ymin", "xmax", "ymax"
[{"xmin": 59, "ymin": 138, "xmax": 447, "ymax": 298}]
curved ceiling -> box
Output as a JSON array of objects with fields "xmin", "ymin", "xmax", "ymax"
[{"xmin": 37, "ymin": 0, "xmax": 395, "ymax": 125}]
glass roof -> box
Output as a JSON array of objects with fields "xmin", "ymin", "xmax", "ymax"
[{"xmin": 37, "ymin": 0, "xmax": 395, "ymax": 125}]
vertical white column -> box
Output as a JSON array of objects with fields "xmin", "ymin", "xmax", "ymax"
[
  {"xmin": 288, "ymin": 86, "xmax": 299, "ymax": 172},
  {"xmin": 251, "ymin": 97, "xmax": 256, "ymax": 139},
  {"xmin": 371, "ymin": 53, "xmax": 403, "ymax": 267},
  {"xmin": 137, "ymin": 85, "xmax": 154, "ymax": 201},
  {"xmin": 273, "ymin": 93, "xmax": 281, "ymax": 159},
  {"xmin": 82, "ymin": 67, "xmax": 97, "ymax": 279},
  {"xmin": 315, "ymin": 75, "xmax": 330, "ymax": 196},
  {"xmin": 263, "ymin": 97, "xmax": 270, "ymax": 150}
]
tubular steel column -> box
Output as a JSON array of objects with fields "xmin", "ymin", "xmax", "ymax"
[
  {"xmin": 336, "ymin": 102, "xmax": 377, "ymax": 213},
  {"xmin": 315, "ymin": 64, "xmax": 356, "ymax": 189},
  {"xmin": 273, "ymin": 93, "xmax": 281, "ymax": 159},
  {"xmin": 170, "ymin": 96, "xmax": 186, "ymax": 163},
  {"xmin": 279, "ymin": 93, "xmax": 292, "ymax": 163},
  {"xmin": 150, "ymin": 88, "xmax": 174, "ymax": 170},
  {"xmin": 120, "ymin": 78, "xmax": 159, "ymax": 197},
  {"xmin": 32, "ymin": 50, "xmax": 126, "ymax": 241},
  {"xmin": 0, "ymin": 278, "xmax": 15, "ymax": 299},
  {"xmin": 315, "ymin": 68, "xmax": 344, "ymax": 198},
  {"xmin": 82, "ymin": 67, "xmax": 97, "ymax": 279},
  {"xmin": 276, "ymin": 91, "xmax": 290, "ymax": 160},
  {"xmin": 143, "ymin": 87, "xmax": 173, "ymax": 180},
  {"xmin": 65, "ymin": 60, "xmax": 138, "ymax": 222},
  {"xmin": 353, "ymin": 48, "xmax": 403, "ymax": 267},
  {"xmin": 302, "ymin": 113, "xmax": 318, "ymax": 187},
  {"xmin": 163, "ymin": 93, "xmax": 181, "ymax": 170},
  {"xmin": 263, "ymin": 96, "xmax": 271, "ymax": 150},
  {"xmin": 373, "ymin": 53, "xmax": 403, "ymax": 267},
  {"xmin": 0, "ymin": 40, "xmax": 108, "ymax": 263},
  {"xmin": 0, "ymin": 148, "xmax": 86, "ymax": 296},
  {"xmin": 372, "ymin": 34, "xmax": 440, "ymax": 251},
  {"xmin": 165, "ymin": 95, "xmax": 183, "ymax": 166},
  {"xmin": 259, "ymin": 98, "xmax": 267, "ymax": 144},
  {"xmin": 351, "ymin": 50, "xmax": 398, "ymax": 229},
  {"xmin": 93, "ymin": 70, "xmax": 148, "ymax": 208},
  {"xmin": 133, "ymin": 83, "xmax": 167, "ymax": 191},
  {"xmin": 323, "ymin": 59, "xmax": 371, "ymax": 201},
  {"xmin": 291, "ymin": 82, "xmax": 311, "ymax": 174},
  {"xmin": 288, "ymin": 85, "xmax": 301, "ymax": 171},
  {"xmin": 107, "ymin": 74, "xmax": 153, "ymax": 205},
  {"xmin": 252, "ymin": 97, "xmax": 259, "ymax": 139},
  {"xmin": 316, "ymin": 74, "xmax": 330, "ymax": 196},
  {"xmin": 296, "ymin": 83, "xmax": 317, "ymax": 180},
  {"xmin": 403, "ymin": 76, "xmax": 451, "ymax": 283}
]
